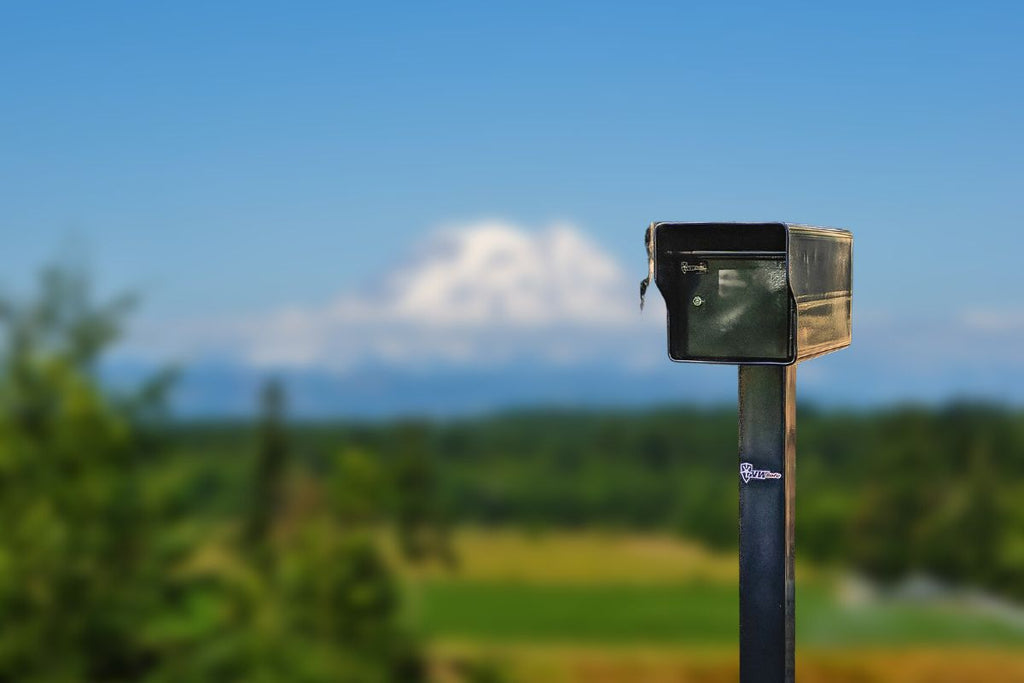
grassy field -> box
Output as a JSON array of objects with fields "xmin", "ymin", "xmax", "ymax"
[
  {"xmin": 393, "ymin": 529, "xmax": 1024, "ymax": 682},
  {"xmin": 413, "ymin": 580, "xmax": 1024, "ymax": 647}
]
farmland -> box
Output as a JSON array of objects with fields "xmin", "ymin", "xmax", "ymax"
[{"xmin": 394, "ymin": 529, "xmax": 1024, "ymax": 682}]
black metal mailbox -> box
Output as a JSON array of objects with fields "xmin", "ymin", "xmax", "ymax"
[
  {"xmin": 641, "ymin": 220, "xmax": 853, "ymax": 683},
  {"xmin": 646, "ymin": 222, "xmax": 852, "ymax": 364}
]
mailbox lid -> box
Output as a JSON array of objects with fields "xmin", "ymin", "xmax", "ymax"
[{"xmin": 653, "ymin": 222, "xmax": 795, "ymax": 364}]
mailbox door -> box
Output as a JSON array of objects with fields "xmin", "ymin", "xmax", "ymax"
[{"xmin": 664, "ymin": 253, "xmax": 794, "ymax": 363}]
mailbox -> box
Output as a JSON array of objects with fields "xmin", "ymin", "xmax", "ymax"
[
  {"xmin": 645, "ymin": 222, "xmax": 852, "ymax": 365},
  {"xmin": 642, "ymin": 220, "xmax": 853, "ymax": 683}
]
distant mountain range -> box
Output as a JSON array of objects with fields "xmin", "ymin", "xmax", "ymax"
[
  {"xmin": 110, "ymin": 221, "xmax": 1024, "ymax": 418},
  {"xmin": 103, "ymin": 351, "xmax": 1024, "ymax": 419}
]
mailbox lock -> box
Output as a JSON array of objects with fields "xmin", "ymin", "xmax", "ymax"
[{"xmin": 692, "ymin": 295, "xmax": 704, "ymax": 307}]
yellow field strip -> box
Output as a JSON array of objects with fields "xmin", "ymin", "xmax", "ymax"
[
  {"xmin": 387, "ymin": 528, "xmax": 743, "ymax": 584},
  {"xmin": 430, "ymin": 643, "xmax": 1024, "ymax": 683}
]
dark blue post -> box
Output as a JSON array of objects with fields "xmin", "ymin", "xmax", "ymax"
[{"xmin": 738, "ymin": 364, "xmax": 796, "ymax": 683}]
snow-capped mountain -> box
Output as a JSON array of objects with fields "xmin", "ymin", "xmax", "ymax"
[{"xmin": 110, "ymin": 220, "xmax": 1024, "ymax": 417}]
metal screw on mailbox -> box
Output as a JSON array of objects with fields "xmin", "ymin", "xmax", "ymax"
[{"xmin": 640, "ymin": 222, "xmax": 853, "ymax": 683}]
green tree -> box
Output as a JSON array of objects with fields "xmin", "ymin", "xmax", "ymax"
[
  {"xmin": 0, "ymin": 266, "xmax": 428, "ymax": 682},
  {"xmin": 0, "ymin": 266, "xmax": 158, "ymax": 681},
  {"xmin": 243, "ymin": 379, "xmax": 288, "ymax": 556},
  {"xmin": 331, "ymin": 448, "xmax": 387, "ymax": 526},
  {"xmin": 393, "ymin": 425, "xmax": 455, "ymax": 567},
  {"xmin": 848, "ymin": 412, "xmax": 935, "ymax": 581},
  {"xmin": 917, "ymin": 440, "xmax": 1000, "ymax": 584}
]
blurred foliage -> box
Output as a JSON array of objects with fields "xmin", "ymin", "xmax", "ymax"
[
  {"xmin": 3, "ymin": 264, "xmax": 1023, "ymax": 682},
  {"xmin": 392, "ymin": 426, "xmax": 456, "ymax": 568},
  {"xmin": 0, "ymin": 268, "xmax": 429, "ymax": 682},
  {"xmin": 0, "ymin": 267, "xmax": 155, "ymax": 680}
]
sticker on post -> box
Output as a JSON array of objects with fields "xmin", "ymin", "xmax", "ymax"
[{"xmin": 739, "ymin": 462, "xmax": 782, "ymax": 484}]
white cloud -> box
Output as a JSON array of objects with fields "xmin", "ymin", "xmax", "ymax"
[
  {"xmin": 124, "ymin": 220, "xmax": 662, "ymax": 370},
  {"xmin": 960, "ymin": 309, "xmax": 1024, "ymax": 334}
]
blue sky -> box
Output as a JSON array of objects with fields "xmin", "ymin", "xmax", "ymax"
[{"xmin": 3, "ymin": 2, "xmax": 1024, "ymax": 409}]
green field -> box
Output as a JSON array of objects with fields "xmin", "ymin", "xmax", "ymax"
[
  {"xmin": 414, "ymin": 581, "xmax": 736, "ymax": 644},
  {"xmin": 398, "ymin": 530, "xmax": 1024, "ymax": 682},
  {"xmin": 413, "ymin": 579, "xmax": 1024, "ymax": 647},
  {"xmin": 398, "ymin": 529, "xmax": 1024, "ymax": 647}
]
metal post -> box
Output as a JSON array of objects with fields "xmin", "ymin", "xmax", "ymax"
[{"xmin": 738, "ymin": 364, "xmax": 796, "ymax": 683}]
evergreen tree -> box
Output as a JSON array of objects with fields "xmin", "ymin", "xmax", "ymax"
[{"xmin": 243, "ymin": 378, "xmax": 288, "ymax": 556}]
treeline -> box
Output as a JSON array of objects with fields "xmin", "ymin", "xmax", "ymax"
[{"xmin": 172, "ymin": 402, "xmax": 1024, "ymax": 600}]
